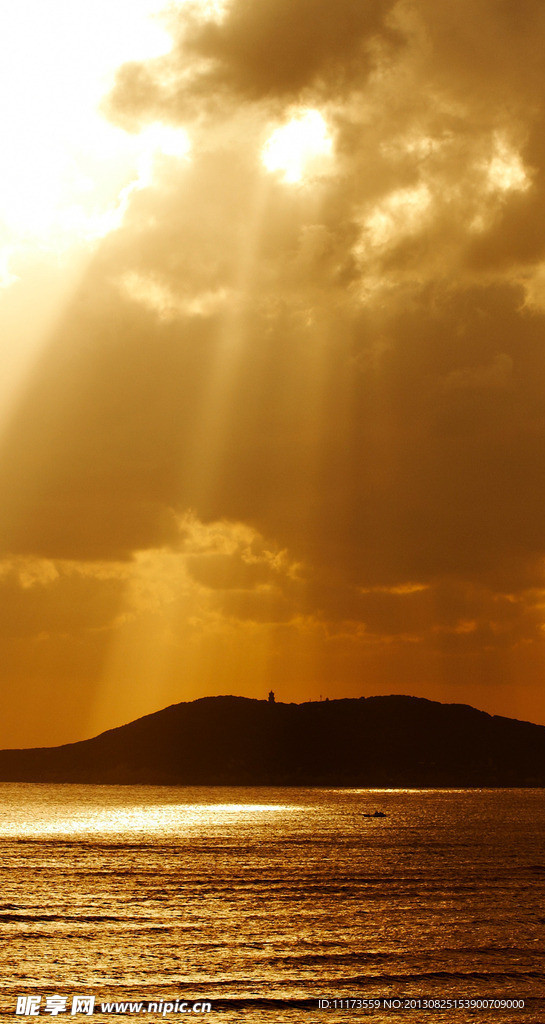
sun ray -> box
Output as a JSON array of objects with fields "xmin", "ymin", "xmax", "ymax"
[{"xmin": 0, "ymin": 0, "xmax": 186, "ymax": 434}]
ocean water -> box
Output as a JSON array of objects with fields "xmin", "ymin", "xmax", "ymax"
[{"xmin": 0, "ymin": 785, "xmax": 542, "ymax": 1022}]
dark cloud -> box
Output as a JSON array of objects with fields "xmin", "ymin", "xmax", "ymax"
[
  {"xmin": 182, "ymin": 0, "xmax": 400, "ymax": 99},
  {"xmin": 415, "ymin": 0, "xmax": 545, "ymax": 111},
  {"xmin": 107, "ymin": 0, "xmax": 400, "ymax": 126}
]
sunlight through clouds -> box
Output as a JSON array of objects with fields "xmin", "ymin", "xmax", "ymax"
[
  {"xmin": 485, "ymin": 137, "xmax": 530, "ymax": 195},
  {"xmin": 4, "ymin": 0, "xmax": 545, "ymax": 743},
  {"xmin": 134, "ymin": 124, "xmax": 192, "ymax": 185},
  {"xmin": 0, "ymin": 0, "xmax": 178, "ymax": 262},
  {"xmin": 363, "ymin": 185, "xmax": 432, "ymax": 248},
  {"xmin": 261, "ymin": 110, "xmax": 332, "ymax": 183},
  {"xmin": 119, "ymin": 271, "xmax": 227, "ymax": 321}
]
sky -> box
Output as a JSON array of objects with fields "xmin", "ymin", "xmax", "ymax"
[{"xmin": 1, "ymin": 0, "xmax": 545, "ymax": 747}]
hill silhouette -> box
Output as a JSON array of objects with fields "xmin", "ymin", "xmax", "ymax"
[{"xmin": 0, "ymin": 695, "xmax": 543, "ymax": 786}]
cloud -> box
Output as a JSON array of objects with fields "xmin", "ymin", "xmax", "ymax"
[
  {"xmin": 5, "ymin": 0, "xmax": 545, "ymax": 740},
  {"xmin": 106, "ymin": 0, "xmax": 401, "ymax": 127},
  {"xmin": 0, "ymin": 557, "xmax": 125, "ymax": 640}
]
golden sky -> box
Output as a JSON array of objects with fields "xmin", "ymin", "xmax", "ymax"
[{"xmin": 2, "ymin": 0, "xmax": 545, "ymax": 746}]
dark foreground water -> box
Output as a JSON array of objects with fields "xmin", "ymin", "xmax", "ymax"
[{"xmin": 0, "ymin": 786, "xmax": 542, "ymax": 1022}]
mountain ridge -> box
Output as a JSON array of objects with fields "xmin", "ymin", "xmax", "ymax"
[{"xmin": 0, "ymin": 694, "xmax": 543, "ymax": 786}]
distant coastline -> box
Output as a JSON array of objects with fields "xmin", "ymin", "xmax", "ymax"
[{"xmin": 0, "ymin": 695, "xmax": 544, "ymax": 787}]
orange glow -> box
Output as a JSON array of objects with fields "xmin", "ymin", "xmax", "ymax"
[{"xmin": 1, "ymin": 0, "xmax": 545, "ymax": 747}]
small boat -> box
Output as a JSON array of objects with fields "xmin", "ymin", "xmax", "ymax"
[{"xmin": 362, "ymin": 810, "xmax": 387, "ymax": 818}]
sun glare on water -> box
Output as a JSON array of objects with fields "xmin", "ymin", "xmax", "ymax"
[{"xmin": 0, "ymin": 801, "xmax": 303, "ymax": 838}]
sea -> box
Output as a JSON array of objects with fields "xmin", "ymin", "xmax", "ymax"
[{"xmin": 0, "ymin": 785, "xmax": 542, "ymax": 1023}]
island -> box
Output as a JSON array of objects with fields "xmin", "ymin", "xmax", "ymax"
[{"xmin": 0, "ymin": 694, "xmax": 544, "ymax": 786}]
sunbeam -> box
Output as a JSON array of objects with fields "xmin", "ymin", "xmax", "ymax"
[{"xmin": 2, "ymin": 0, "xmax": 545, "ymax": 746}]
